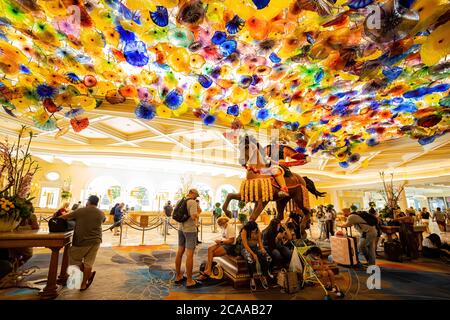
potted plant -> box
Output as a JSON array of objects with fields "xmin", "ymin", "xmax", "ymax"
[{"xmin": 0, "ymin": 126, "xmax": 39, "ymax": 232}]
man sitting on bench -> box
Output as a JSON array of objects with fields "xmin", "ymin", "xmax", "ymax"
[{"xmin": 198, "ymin": 216, "xmax": 236, "ymax": 281}]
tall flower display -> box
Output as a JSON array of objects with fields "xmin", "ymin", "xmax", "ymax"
[{"xmin": 0, "ymin": 126, "xmax": 39, "ymax": 231}]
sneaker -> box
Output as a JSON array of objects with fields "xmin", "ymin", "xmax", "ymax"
[
  {"xmin": 260, "ymin": 276, "xmax": 269, "ymax": 290},
  {"xmin": 250, "ymin": 278, "xmax": 257, "ymax": 291}
]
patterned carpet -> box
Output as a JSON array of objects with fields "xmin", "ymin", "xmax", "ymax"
[{"xmin": 1, "ymin": 244, "xmax": 449, "ymax": 300}]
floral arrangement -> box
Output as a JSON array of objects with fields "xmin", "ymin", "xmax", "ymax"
[
  {"xmin": 379, "ymin": 172, "xmax": 406, "ymax": 219},
  {"xmin": 0, "ymin": 126, "xmax": 39, "ymax": 229},
  {"xmin": 61, "ymin": 178, "xmax": 73, "ymax": 200},
  {"xmin": 61, "ymin": 190, "xmax": 72, "ymax": 200}
]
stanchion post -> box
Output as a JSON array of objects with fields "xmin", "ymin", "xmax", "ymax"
[
  {"xmin": 141, "ymin": 226, "xmax": 145, "ymax": 245},
  {"xmin": 119, "ymin": 221, "xmax": 123, "ymax": 246},
  {"xmin": 164, "ymin": 218, "xmax": 167, "ymax": 244},
  {"xmin": 200, "ymin": 218, "xmax": 203, "ymax": 241}
]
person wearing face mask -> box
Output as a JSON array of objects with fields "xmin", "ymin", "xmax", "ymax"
[{"xmin": 197, "ymin": 216, "xmax": 236, "ymax": 281}]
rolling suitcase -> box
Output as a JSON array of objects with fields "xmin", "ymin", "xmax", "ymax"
[
  {"xmin": 384, "ymin": 240, "xmax": 403, "ymax": 262},
  {"xmin": 330, "ymin": 227, "xmax": 359, "ymax": 267}
]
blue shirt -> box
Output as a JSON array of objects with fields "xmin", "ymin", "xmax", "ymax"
[{"xmin": 114, "ymin": 206, "xmax": 123, "ymax": 220}]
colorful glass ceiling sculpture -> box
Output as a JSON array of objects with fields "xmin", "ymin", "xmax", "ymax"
[{"xmin": 0, "ymin": 0, "xmax": 449, "ymax": 167}]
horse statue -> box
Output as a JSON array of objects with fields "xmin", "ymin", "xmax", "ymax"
[{"xmin": 222, "ymin": 134, "xmax": 326, "ymax": 236}]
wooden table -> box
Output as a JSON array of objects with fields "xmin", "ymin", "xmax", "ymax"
[
  {"xmin": 381, "ymin": 225, "xmax": 427, "ymax": 250},
  {"xmin": 381, "ymin": 226, "xmax": 400, "ymax": 241},
  {"xmin": 0, "ymin": 230, "xmax": 73, "ymax": 299}
]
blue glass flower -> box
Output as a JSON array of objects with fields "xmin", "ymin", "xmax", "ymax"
[
  {"xmin": 393, "ymin": 102, "xmax": 417, "ymax": 113},
  {"xmin": 383, "ymin": 67, "xmax": 403, "ymax": 81},
  {"xmin": 347, "ymin": 0, "xmax": 374, "ymax": 9},
  {"xmin": 403, "ymin": 87, "xmax": 428, "ymax": 99},
  {"xmin": 330, "ymin": 124, "xmax": 342, "ymax": 132},
  {"xmin": 135, "ymin": 102, "xmax": 156, "ymax": 120},
  {"xmin": 66, "ymin": 72, "xmax": 82, "ymax": 83},
  {"xmin": 227, "ymin": 105, "xmax": 239, "ymax": 116},
  {"xmin": 418, "ymin": 136, "xmax": 436, "ymax": 145},
  {"xmin": 19, "ymin": 64, "xmax": 30, "ymax": 74},
  {"xmin": 256, "ymin": 96, "xmax": 267, "ymax": 108},
  {"xmin": 36, "ymin": 84, "xmax": 57, "ymax": 99},
  {"xmin": 239, "ymin": 75, "xmax": 252, "ymax": 88},
  {"xmin": 339, "ymin": 161, "xmax": 349, "ymax": 168},
  {"xmin": 211, "ymin": 31, "xmax": 227, "ymax": 45},
  {"xmin": 219, "ymin": 40, "xmax": 237, "ymax": 57},
  {"xmin": 314, "ymin": 68, "xmax": 324, "ymax": 83},
  {"xmin": 203, "ymin": 114, "xmax": 216, "ymax": 126},
  {"xmin": 252, "ymin": 0, "xmax": 270, "ymax": 9},
  {"xmin": 320, "ymin": 118, "xmax": 330, "ymax": 124},
  {"xmin": 428, "ymin": 83, "xmax": 450, "ymax": 93},
  {"xmin": 256, "ymin": 108, "xmax": 269, "ymax": 121},
  {"xmin": 164, "ymin": 89, "xmax": 183, "ymax": 110},
  {"xmin": 198, "ymin": 75, "xmax": 213, "ymax": 88},
  {"xmin": 124, "ymin": 41, "xmax": 149, "ymax": 67},
  {"xmin": 269, "ymin": 52, "xmax": 281, "ymax": 63},
  {"xmin": 306, "ymin": 33, "xmax": 315, "ymax": 44},
  {"xmin": 116, "ymin": 25, "xmax": 136, "ymax": 42},
  {"xmin": 366, "ymin": 137, "xmax": 379, "ymax": 147},
  {"xmin": 289, "ymin": 121, "xmax": 300, "ymax": 131},
  {"xmin": 65, "ymin": 108, "xmax": 84, "ymax": 118},
  {"xmin": 226, "ymin": 15, "xmax": 245, "ymax": 34},
  {"xmin": 150, "ymin": 6, "xmax": 169, "ymax": 27}
]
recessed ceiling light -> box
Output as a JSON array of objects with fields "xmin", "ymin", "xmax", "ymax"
[{"xmin": 46, "ymin": 171, "xmax": 60, "ymax": 181}]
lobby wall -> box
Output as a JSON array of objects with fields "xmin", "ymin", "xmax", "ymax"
[{"xmin": 33, "ymin": 158, "xmax": 242, "ymax": 210}]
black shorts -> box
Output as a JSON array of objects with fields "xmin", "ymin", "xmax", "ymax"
[{"xmin": 223, "ymin": 244, "xmax": 236, "ymax": 256}]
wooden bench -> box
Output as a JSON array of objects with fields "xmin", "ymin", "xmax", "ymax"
[
  {"xmin": 213, "ymin": 255, "xmax": 261, "ymax": 289},
  {"xmin": 214, "ymin": 248, "xmax": 339, "ymax": 289}
]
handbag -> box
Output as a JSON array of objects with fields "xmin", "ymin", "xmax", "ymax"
[
  {"xmin": 48, "ymin": 217, "xmax": 75, "ymax": 232},
  {"xmin": 277, "ymin": 268, "xmax": 299, "ymax": 294}
]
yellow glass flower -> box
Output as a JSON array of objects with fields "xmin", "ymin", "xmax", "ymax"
[{"xmin": 420, "ymin": 21, "xmax": 450, "ymax": 66}]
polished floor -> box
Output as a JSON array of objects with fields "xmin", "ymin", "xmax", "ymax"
[{"xmin": 1, "ymin": 220, "xmax": 449, "ymax": 300}]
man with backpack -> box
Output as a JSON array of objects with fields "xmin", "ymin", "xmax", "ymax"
[
  {"xmin": 173, "ymin": 189, "xmax": 201, "ymax": 288},
  {"xmin": 338, "ymin": 211, "xmax": 378, "ymax": 266}
]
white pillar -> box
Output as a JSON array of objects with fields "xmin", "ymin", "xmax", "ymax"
[
  {"xmin": 331, "ymin": 190, "xmax": 340, "ymax": 211},
  {"xmin": 399, "ymin": 187, "xmax": 408, "ymax": 211}
]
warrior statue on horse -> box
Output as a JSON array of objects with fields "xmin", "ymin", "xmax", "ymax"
[{"xmin": 222, "ymin": 134, "xmax": 326, "ymax": 238}]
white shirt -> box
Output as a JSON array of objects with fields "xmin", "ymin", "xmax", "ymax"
[{"xmin": 222, "ymin": 224, "xmax": 236, "ymax": 245}]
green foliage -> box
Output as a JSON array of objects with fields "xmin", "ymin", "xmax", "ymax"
[
  {"xmin": 379, "ymin": 206, "xmax": 394, "ymax": 219},
  {"xmin": 61, "ymin": 190, "xmax": 72, "ymax": 199},
  {"xmin": 238, "ymin": 213, "xmax": 248, "ymax": 224}
]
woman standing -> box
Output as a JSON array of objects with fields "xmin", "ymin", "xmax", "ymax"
[{"xmin": 238, "ymin": 221, "xmax": 272, "ymax": 291}]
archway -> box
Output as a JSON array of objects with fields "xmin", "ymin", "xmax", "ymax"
[{"xmin": 86, "ymin": 176, "xmax": 123, "ymax": 210}]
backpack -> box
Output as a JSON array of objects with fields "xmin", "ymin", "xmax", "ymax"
[
  {"xmin": 110, "ymin": 206, "xmax": 116, "ymax": 215},
  {"xmin": 172, "ymin": 198, "xmax": 190, "ymax": 223},
  {"xmin": 48, "ymin": 217, "xmax": 75, "ymax": 232},
  {"xmin": 357, "ymin": 212, "xmax": 378, "ymax": 226}
]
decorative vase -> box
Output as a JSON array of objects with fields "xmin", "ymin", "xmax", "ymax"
[{"xmin": 0, "ymin": 215, "xmax": 21, "ymax": 232}]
